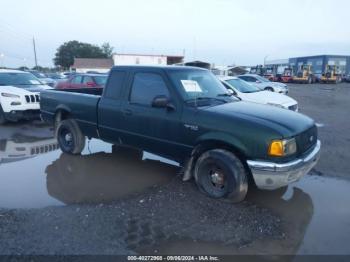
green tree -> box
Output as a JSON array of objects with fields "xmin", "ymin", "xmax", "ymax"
[
  {"xmin": 53, "ymin": 40, "xmax": 108, "ymax": 69},
  {"xmin": 101, "ymin": 42, "xmax": 114, "ymax": 58}
]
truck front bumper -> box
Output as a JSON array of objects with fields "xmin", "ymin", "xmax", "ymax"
[{"xmin": 247, "ymin": 140, "xmax": 321, "ymax": 190}]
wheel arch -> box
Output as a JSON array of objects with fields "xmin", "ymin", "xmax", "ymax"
[
  {"xmin": 54, "ymin": 105, "xmax": 72, "ymax": 122},
  {"xmin": 182, "ymin": 136, "xmax": 253, "ymax": 183}
]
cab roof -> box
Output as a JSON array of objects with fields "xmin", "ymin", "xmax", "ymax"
[{"xmin": 111, "ymin": 65, "xmax": 208, "ymax": 72}]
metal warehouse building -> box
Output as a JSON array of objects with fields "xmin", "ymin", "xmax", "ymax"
[
  {"xmin": 289, "ymin": 55, "xmax": 350, "ymax": 77},
  {"xmin": 267, "ymin": 55, "xmax": 350, "ymax": 78}
]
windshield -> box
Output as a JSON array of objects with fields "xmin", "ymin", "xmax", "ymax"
[
  {"xmin": 94, "ymin": 75, "xmax": 108, "ymax": 86},
  {"xmin": 168, "ymin": 69, "xmax": 237, "ymax": 106},
  {"xmin": 225, "ymin": 78, "xmax": 261, "ymax": 93},
  {"xmin": 255, "ymin": 75, "xmax": 270, "ymax": 82},
  {"xmin": 30, "ymin": 71, "xmax": 47, "ymax": 78},
  {"xmin": 0, "ymin": 73, "xmax": 42, "ymax": 86}
]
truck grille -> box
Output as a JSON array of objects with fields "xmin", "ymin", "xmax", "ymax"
[
  {"xmin": 296, "ymin": 125, "xmax": 317, "ymax": 155},
  {"xmin": 25, "ymin": 94, "xmax": 40, "ymax": 103}
]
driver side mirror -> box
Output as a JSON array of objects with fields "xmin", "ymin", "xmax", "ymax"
[{"xmin": 151, "ymin": 95, "xmax": 175, "ymax": 110}]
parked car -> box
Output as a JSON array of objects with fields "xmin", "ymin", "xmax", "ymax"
[
  {"xmin": 0, "ymin": 69, "xmax": 51, "ymax": 124},
  {"xmin": 55, "ymin": 74, "xmax": 108, "ymax": 89},
  {"xmin": 238, "ymin": 74, "xmax": 288, "ymax": 94},
  {"xmin": 28, "ymin": 70, "xmax": 57, "ymax": 87},
  {"xmin": 47, "ymin": 73, "xmax": 67, "ymax": 80},
  {"xmin": 220, "ymin": 76, "xmax": 298, "ymax": 111},
  {"xmin": 344, "ymin": 74, "xmax": 350, "ymax": 83},
  {"xmin": 41, "ymin": 66, "xmax": 321, "ymax": 203}
]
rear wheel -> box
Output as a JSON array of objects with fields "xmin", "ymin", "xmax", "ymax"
[
  {"xmin": 56, "ymin": 119, "xmax": 85, "ymax": 154},
  {"xmin": 0, "ymin": 105, "xmax": 7, "ymax": 125},
  {"xmin": 194, "ymin": 149, "xmax": 248, "ymax": 203},
  {"xmin": 265, "ymin": 87, "xmax": 274, "ymax": 92}
]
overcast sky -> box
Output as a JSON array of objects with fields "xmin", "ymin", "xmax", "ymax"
[{"xmin": 0, "ymin": 0, "xmax": 349, "ymax": 68}]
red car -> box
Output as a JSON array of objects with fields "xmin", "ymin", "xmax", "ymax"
[{"xmin": 56, "ymin": 74, "xmax": 108, "ymax": 89}]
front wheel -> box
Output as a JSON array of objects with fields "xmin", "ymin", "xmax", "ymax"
[
  {"xmin": 265, "ymin": 87, "xmax": 274, "ymax": 92},
  {"xmin": 56, "ymin": 119, "xmax": 85, "ymax": 155},
  {"xmin": 194, "ymin": 149, "xmax": 248, "ymax": 203},
  {"xmin": 0, "ymin": 105, "xmax": 7, "ymax": 125}
]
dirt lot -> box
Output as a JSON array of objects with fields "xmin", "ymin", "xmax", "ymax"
[{"xmin": 0, "ymin": 83, "xmax": 349, "ymax": 256}]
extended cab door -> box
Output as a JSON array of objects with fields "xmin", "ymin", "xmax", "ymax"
[
  {"xmin": 118, "ymin": 70, "xmax": 186, "ymax": 160},
  {"xmin": 98, "ymin": 70, "xmax": 128, "ymax": 143}
]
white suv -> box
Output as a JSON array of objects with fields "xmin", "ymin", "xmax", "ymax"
[{"xmin": 0, "ymin": 69, "xmax": 51, "ymax": 124}]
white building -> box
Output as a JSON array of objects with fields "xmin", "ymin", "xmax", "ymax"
[
  {"xmin": 71, "ymin": 54, "xmax": 184, "ymax": 72},
  {"xmin": 113, "ymin": 53, "xmax": 184, "ymax": 66},
  {"xmin": 71, "ymin": 58, "xmax": 114, "ymax": 73}
]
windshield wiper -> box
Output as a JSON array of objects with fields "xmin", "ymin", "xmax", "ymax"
[
  {"xmin": 217, "ymin": 93, "xmax": 233, "ymax": 97},
  {"xmin": 185, "ymin": 97, "xmax": 228, "ymax": 104}
]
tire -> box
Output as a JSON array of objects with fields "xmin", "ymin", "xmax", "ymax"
[
  {"xmin": 56, "ymin": 119, "xmax": 85, "ymax": 155},
  {"xmin": 265, "ymin": 87, "xmax": 274, "ymax": 92},
  {"xmin": 54, "ymin": 112, "xmax": 62, "ymax": 135},
  {"xmin": 194, "ymin": 149, "xmax": 248, "ymax": 203},
  {"xmin": 0, "ymin": 105, "xmax": 7, "ymax": 125}
]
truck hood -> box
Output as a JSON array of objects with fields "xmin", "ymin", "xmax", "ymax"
[
  {"xmin": 239, "ymin": 91, "xmax": 297, "ymax": 106},
  {"xmin": 0, "ymin": 85, "xmax": 42, "ymax": 95},
  {"xmin": 203, "ymin": 101, "xmax": 314, "ymax": 136},
  {"xmin": 0, "ymin": 84, "xmax": 51, "ymax": 93}
]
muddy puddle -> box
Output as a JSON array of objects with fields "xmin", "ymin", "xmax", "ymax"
[
  {"xmin": 142, "ymin": 175, "xmax": 350, "ymax": 255},
  {"xmin": 0, "ymin": 124, "xmax": 177, "ymax": 208},
  {"xmin": 0, "ymin": 123, "xmax": 349, "ymax": 254}
]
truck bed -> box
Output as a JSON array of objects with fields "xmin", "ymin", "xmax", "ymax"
[{"xmin": 40, "ymin": 88, "xmax": 102, "ymax": 138}]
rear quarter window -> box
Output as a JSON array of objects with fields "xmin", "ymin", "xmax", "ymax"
[{"xmin": 104, "ymin": 71, "xmax": 127, "ymax": 99}]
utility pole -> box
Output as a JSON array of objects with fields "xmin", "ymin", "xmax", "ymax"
[
  {"xmin": 264, "ymin": 55, "xmax": 269, "ymax": 66},
  {"xmin": 0, "ymin": 53, "xmax": 4, "ymax": 68},
  {"xmin": 33, "ymin": 37, "xmax": 38, "ymax": 68}
]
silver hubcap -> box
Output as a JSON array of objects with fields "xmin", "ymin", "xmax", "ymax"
[
  {"xmin": 210, "ymin": 171, "xmax": 225, "ymax": 187},
  {"xmin": 65, "ymin": 133, "xmax": 73, "ymax": 142}
]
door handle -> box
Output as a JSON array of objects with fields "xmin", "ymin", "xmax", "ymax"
[{"xmin": 123, "ymin": 109, "xmax": 133, "ymax": 116}]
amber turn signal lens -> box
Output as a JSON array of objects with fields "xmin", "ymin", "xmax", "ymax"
[{"xmin": 268, "ymin": 140, "xmax": 284, "ymax": 156}]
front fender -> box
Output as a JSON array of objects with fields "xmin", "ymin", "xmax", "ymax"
[{"xmin": 194, "ymin": 132, "xmax": 248, "ymax": 156}]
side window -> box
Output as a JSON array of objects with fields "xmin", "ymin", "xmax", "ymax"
[
  {"xmin": 82, "ymin": 76, "xmax": 94, "ymax": 84},
  {"xmin": 104, "ymin": 71, "xmax": 126, "ymax": 99},
  {"xmin": 130, "ymin": 73, "xmax": 169, "ymax": 106},
  {"xmin": 244, "ymin": 76, "xmax": 255, "ymax": 82},
  {"xmin": 239, "ymin": 76, "xmax": 249, "ymax": 82},
  {"xmin": 71, "ymin": 76, "xmax": 82, "ymax": 84}
]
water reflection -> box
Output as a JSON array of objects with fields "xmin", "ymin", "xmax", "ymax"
[
  {"xmin": 137, "ymin": 185, "xmax": 314, "ymax": 256},
  {"xmin": 46, "ymin": 147, "xmax": 178, "ymax": 204},
  {"xmin": 0, "ymin": 123, "xmax": 58, "ymax": 166}
]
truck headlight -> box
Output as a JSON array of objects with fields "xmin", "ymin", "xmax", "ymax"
[
  {"xmin": 1, "ymin": 92, "xmax": 20, "ymax": 98},
  {"xmin": 268, "ymin": 138, "xmax": 297, "ymax": 157}
]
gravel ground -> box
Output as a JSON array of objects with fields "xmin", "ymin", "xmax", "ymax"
[{"xmin": 0, "ymin": 176, "xmax": 282, "ymax": 255}]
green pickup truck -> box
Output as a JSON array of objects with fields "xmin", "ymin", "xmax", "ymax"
[{"xmin": 40, "ymin": 66, "xmax": 321, "ymax": 202}]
